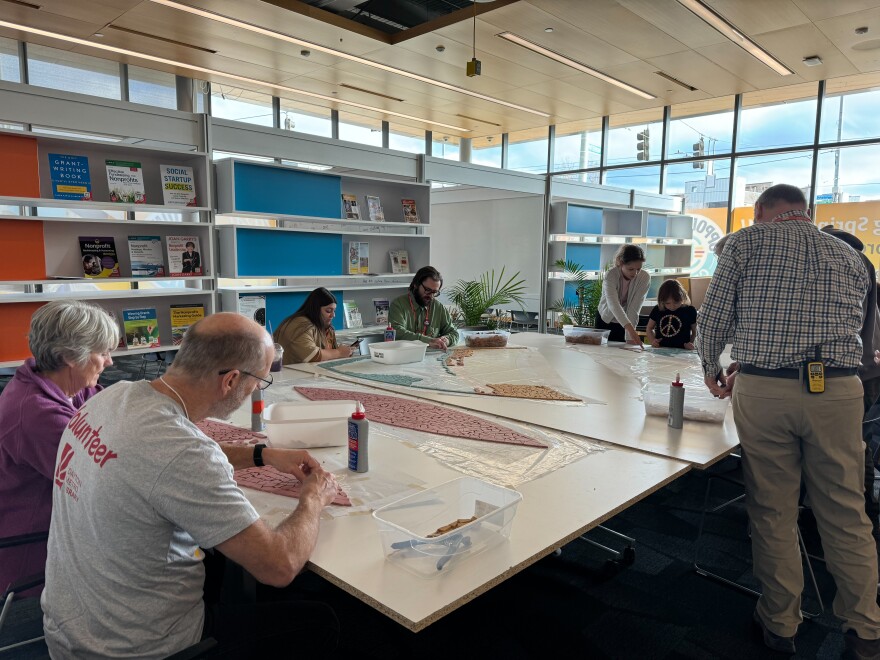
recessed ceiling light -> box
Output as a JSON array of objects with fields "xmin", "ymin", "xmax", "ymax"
[
  {"xmin": 544, "ymin": 27, "xmax": 554, "ymax": 33},
  {"xmin": 147, "ymin": 0, "xmax": 549, "ymax": 118},
  {"xmin": 93, "ymin": 33, "xmax": 104, "ymax": 38},
  {"xmin": 497, "ymin": 32, "xmax": 656, "ymax": 99},
  {"xmin": 0, "ymin": 19, "xmax": 471, "ymax": 132}
]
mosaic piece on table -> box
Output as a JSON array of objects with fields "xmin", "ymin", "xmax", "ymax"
[
  {"xmin": 234, "ymin": 466, "xmax": 352, "ymax": 506},
  {"xmin": 295, "ymin": 386, "xmax": 548, "ymax": 449},
  {"xmin": 197, "ymin": 419, "xmax": 265, "ymax": 445},
  {"xmin": 476, "ymin": 384, "xmax": 582, "ymax": 401}
]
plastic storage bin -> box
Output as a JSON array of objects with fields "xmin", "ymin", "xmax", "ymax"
[
  {"xmin": 642, "ymin": 384, "xmax": 729, "ymax": 424},
  {"xmin": 462, "ymin": 329, "xmax": 510, "ymax": 348},
  {"xmin": 563, "ymin": 326, "xmax": 610, "ymax": 345},
  {"xmin": 264, "ymin": 400, "xmax": 355, "ymax": 448},
  {"xmin": 368, "ymin": 340, "xmax": 428, "ymax": 364},
  {"xmin": 373, "ymin": 477, "xmax": 523, "ymax": 577}
]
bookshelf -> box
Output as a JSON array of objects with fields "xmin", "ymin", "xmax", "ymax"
[
  {"xmin": 0, "ymin": 129, "xmax": 214, "ymax": 366},
  {"xmin": 214, "ymin": 158, "xmax": 429, "ymax": 333}
]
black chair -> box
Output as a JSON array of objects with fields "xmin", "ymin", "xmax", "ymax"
[
  {"xmin": 0, "ymin": 531, "xmax": 49, "ymax": 653},
  {"xmin": 138, "ymin": 351, "xmax": 167, "ymax": 380},
  {"xmin": 693, "ymin": 455, "xmax": 825, "ymax": 618},
  {"xmin": 509, "ymin": 310, "xmax": 539, "ymax": 332}
]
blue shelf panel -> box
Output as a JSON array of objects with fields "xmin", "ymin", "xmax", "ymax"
[
  {"xmin": 566, "ymin": 205, "xmax": 603, "ymax": 234},
  {"xmin": 235, "ymin": 228, "xmax": 342, "ymax": 277},
  {"xmin": 565, "ymin": 244, "xmax": 601, "ymax": 271},
  {"xmin": 233, "ymin": 162, "xmax": 342, "ymax": 218},
  {"xmin": 647, "ymin": 213, "xmax": 667, "ymax": 237},
  {"xmin": 264, "ymin": 290, "xmax": 344, "ymax": 333},
  {"xmin": 563, "ymin": 280, "xmax": 586, "ymax": 307}
]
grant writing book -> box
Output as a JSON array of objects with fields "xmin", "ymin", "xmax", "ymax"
[
  {"xmin": 122, "ymin": 307, "xmax": 160, "ymax": 348},
  {"xmin": 128, "ymin": 235, "xmax": 166, "ymax": 277},
  {"xmin": 166, "ymin": 235, "xmax": 202, "ymax": 276},
  {"xmin": 170, "ymin": 303, "xmax": 205, "ymax": 345},
  {"xmin": 49, "ymin": 153, "xmax": 91, "ymax": 201},
  {"xmin": 160, "ymin": 164, "xmax": 197, "ymax": 207},
  {"xmin": 106, "ymin": 160, "xmax": 146, "ymax": 204},
  {"xmin": 79, "ymin": 236, "xmax": 120, "ymax": 278}
]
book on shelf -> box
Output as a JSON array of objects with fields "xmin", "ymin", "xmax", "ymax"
[
  {"xmin": 170, "ymin": 303, "xmax": 205, "ymax": 345},
  {"xmin": 0, "ymin": 134, "xmax": 40, "ymax": 198},
  {"xmin": 128, "ymin": 235, "xmax": 166, "ymax": 278},
  {"xmin": 160, "ymin": 164, "xmax": 197, "ymax": 207},
  {"xmin": 48, "ymin": 153, "xmax": 91, "ymax": 201},
  {"xmin": 348, "ymin": 241, "xmax": 369, "ymax": 275},
  {"xmin": 401, "ymin": 198, "xmax": 420, "ymax": 224},
  {"xmin": 79, "ymin": 236, "xmax": 120, "ymax": 278},
  {"xmin": 106, "ymin": 160, "xmax": 146, "ymax": 204},
  {"xmin": 372, "ymin": 297, "xmax": 390, "ymax": 325},
  {"xmin": 342, "ymin": 193, "xmax": 360, "ymax": 220},
  {"xmin": 106, "ymin": 310, "xmax": 127, "ymax": 349},
  {"xmin": 365, "ymin": 195, "xmax": 385, "ymax": 222},
  {"xmin": 166, "ymin": 235, "xmax": 202, "ymax": 276},
  {"xmin": 389, "ymin": 249, "xmax": 410, "ymax": 274},
  {"xmin": 342, "ymin": 301, "xmax": 362, "ymax": 329},
  {"xmin": 238, "ymin": 295, "xmax": 266, "ymax": 327},
  {"xmin": 122, "ymin": 307, "xmax": 160, "ymax": 349}
]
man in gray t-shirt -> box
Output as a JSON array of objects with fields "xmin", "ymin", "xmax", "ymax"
[{"xmin": 42, "ymin": 313, "xmax": 340, "ymax": 659}]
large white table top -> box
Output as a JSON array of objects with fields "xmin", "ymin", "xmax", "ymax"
[{"xmin": 285, "ymin": 333, "xmax": 739, "ymax": 468}]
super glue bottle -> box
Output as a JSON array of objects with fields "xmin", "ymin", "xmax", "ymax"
[
  {"xmin": 668, "ymin": 372, "xmax": 684, "ymax": 429},
  {"xmin": 348, "ymin": 402, "xmax": 369, "ymax": 473}
]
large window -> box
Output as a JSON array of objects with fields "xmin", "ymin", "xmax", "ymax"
[
  {"xmin": 128, "ymin": 66, "xmax": 176, "ymax": 110},
  {"xmin": 432, "ymin": 134, "xmax": 460, "ymax": 161},
  {"xmin": 389, "ymin": 124, "xmax": 425, "ymax": 154},
  {"xmin": 281, "ymin": 99, "xmax": 332, "ymax": 138},
  {"xmin": 815, "ymin": 143, "xmax": 880, "ymax": 204},
  {"xmin": 821, "ymin": 74, "xmax": 880, "ymax": 144},
  {"xmin": 553, "ymin": 119, "xmax": 601, "ymax": 172},
  {"xmin": 667, "ymin": 97, "xmax": 734, "ymax": 160},
  {"xmin": 27, "ymin": 44, "xmax": 121, "ymax": 100},
  {"xmin": 664, "ymin": 159, "xmax": 731, "ymax": 212},
  {"xmin": 0, "ymin": 37, "xmax": 20, "ymax": 83},
  {"xmin": 738, "ymin": 83, "xmax": 818, "ymax": 152},
  {"xmin": 730, "ymin": 151, "xmax": 813, "ymax": 231},
  {"xmin": 507, "ymin": 127, "xmax": 548, "ymax": 174},
  {"xmin": 606, "ymin": 108, "xmax": 663, "ymax": 166},
  {"xmin": 211, "ymin": 85, "xmax": 273, "ymax": 126},
  {"xmin": 603, "ymin": 165, "xmax": 660, "ymax": 192},
  {"xmin": 338, "ymin": 112, "xmax": 382, "ymax": 146},
  {"xmin": 471, "ymin": 134, "xmax": 502, "ymax": 168}
]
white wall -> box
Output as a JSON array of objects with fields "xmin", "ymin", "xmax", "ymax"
[{"xmin": 430, "ymin": 186, "xmax": 545, "ymax": 312}]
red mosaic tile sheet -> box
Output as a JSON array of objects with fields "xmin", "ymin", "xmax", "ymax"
[
  {"xmin": 294, "ymin": 386, "xmax": 547, "ymax": 449},
  {"xmin": 197, "ymin": 420, "xmax": 351, "ymax": 506}
]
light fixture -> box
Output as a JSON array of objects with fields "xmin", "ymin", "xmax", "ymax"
[
  {"xmin": 148, "ymin": 0, "xmax": 548, "ymax": 117},
  {"xmin": 675, "ymin": 0, "xmax": 793, "ymax": 76},
  {"xmin": 496, "ymin": 32, "xmax": 655, "ymax": 100},
  {"xmin": 0, "ymin": 19, "xmax": 471, "ymax": 132},
  {"xmin": 544, "ymin": 27, "xmax": 554, "ymax": 33},
  {"xmin": 802, "ymin": 55, "xmax": 823, "ymax": 67}
]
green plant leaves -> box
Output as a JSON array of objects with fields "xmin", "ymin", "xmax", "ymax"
[{"xmin": 448, "ymin": 267, "xmax": 528, "ymax": 327}]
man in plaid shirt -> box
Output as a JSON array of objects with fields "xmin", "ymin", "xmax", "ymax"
[{"xmin": 697, "ymin": 184, "xmax": 880, "ymax": 657}]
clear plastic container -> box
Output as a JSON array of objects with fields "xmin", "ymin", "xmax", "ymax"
[
  {"xmin": 264, "ymin": 400, "xmax": 355, "ymax": 448},
  {"xmin": 462, "ymin": 329, "xmax": 510, "ymax": 348},
  {"xmin": 373, "ymin": 477, "xmax": 522, "ymax": 577},
  {"xmin": 642, "ymin": 384, "xmax": 730, "ymax": 424},
  {"xmin": 368, "ymin": 340, "xmax": 428, "ymax": 364},
  {"xmin": 562, "ymin": 326, "xmax": 610, "ymax": 345}
]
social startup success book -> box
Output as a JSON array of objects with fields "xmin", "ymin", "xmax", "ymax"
[{"xmin": 160, "ymin": 164, "xmax": 197, "ymax": 207}]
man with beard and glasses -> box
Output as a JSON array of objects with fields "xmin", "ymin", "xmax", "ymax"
[
  {"xmin": 42, "ymin": 313, "xmax": 340, "ymax": 659},
  {"xmin": 388, "ymin": 265, "xmax": 459, "ymax": 350}
]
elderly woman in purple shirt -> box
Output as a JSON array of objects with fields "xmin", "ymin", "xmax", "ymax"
[{"xmin": 0, "ymin": 300, "xmax": 119, "ymax": 596}]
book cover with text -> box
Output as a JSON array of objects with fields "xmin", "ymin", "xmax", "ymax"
[
  {"xmin": 166, "ymin": 235, "xmax": 202, "ymax": 276},
  {"xmin": 238, "ymin": 295, "xmax": 266, "ymax": 327},
  {"xmin": 160, "ymin": 164, "xmax": 197, "ymax": 207},
  {"xmin": 389, "ymin": 249, "xmax": 410, "ymax": 274},
  {"xmin": 106, "ymin": 160, "xmax": 146, "ymax": 204},
  {"xmin": 170, "ymin": 303, "xmax": 205, "ymax": 345},
  {"xmin": 365, "ymin": 195, "xmax": 385, "ymax": 222},
  {"xmin": 372, "ymin": 297, "xmax": 390, "ymax": 325},
  {"xmin": 122, "ymin": 307, "xmax": 160, "ymax": 348},
  {"xmin": 79, "ymin": 236, "xmax": 120, "ymax": 278},
  {"xmin": 128, "ymin": 235, "xmax": 166, "ymax": 277},
  {"xmin": 49, "ymin": 153, "xmax": 91, "ymax": 201},
  {"xmin": 342, "ymin": 301, "xmax": 362, "ymax": 329},
  {"xmin": 342, "ymin": 193, "xmax": 360, "ymax": 219},
  {"xmin": 401, "ymin": 198, "xmax": 420, "ymax": 224}
]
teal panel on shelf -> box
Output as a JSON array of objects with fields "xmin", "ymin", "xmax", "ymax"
[
  {"xmin": 265, "ymin": 290, "xmax": 344, "ymax": 334},
  {"xmin": 233, "ymin": 162, "xmax": 342, "ymax": 217},
  {"xmin": 647, "ymin": 214, "xmax": 667, "ymax": 237},
  {"xmin": 236, "ymin": 228, "xmax": 342, "ymax": 277},
  {"xmin": 566, "ymin": 205, "xmax": 603, "ymax": 234},
  {"xmin": 563, "ymin": 281, "xmax": 584, "ymax": 307},
  {"xmin": 566, "ymin": 244, "xmax": 601, "ymax": 271}
]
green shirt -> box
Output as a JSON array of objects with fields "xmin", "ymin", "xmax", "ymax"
[{"xmin": 389, "ymin": 292, "xmax": 459, "ymax": 345}]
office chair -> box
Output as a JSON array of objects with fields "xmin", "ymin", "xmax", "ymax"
[
  {"xmin": 509, "ymin": 310, "xmax": 539, "ymax": 333},
  {"xmin": 0, "ymin": 531, "xmax": 48, "ymax": 653},
  {"xmin": 693, "ymin": 455, "xmax": 825, "ymax": 618},
  {"xmin": 138, "ymin": 351, "xmax": 167, "ymax": 380}
]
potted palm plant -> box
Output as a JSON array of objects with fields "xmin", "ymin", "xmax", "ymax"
[
  {"xmin": 549, "ymin": 259, "xmax": 604, "ymax": 328},
  {"xmin": 448, "ymin": 267, "xmax": 528, "ymax": 330}
]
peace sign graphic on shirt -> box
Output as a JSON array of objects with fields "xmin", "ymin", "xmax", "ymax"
[{"xmin": 659, "ymin": 314, "xmax": 682, "ymax": 338}]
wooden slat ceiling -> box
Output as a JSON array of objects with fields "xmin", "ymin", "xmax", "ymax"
[{"xmin": 2, "ymin": 0, "xmax": 880, "ymax": 138}]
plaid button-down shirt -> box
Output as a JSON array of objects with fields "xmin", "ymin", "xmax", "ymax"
[{"xmin": 697, "ymin": 215, "xmax": 868, "ymax": 379}]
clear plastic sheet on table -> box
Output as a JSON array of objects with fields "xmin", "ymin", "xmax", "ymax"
[
  {"xmin": 265, "ymin": 376, "xmax": 607, "ymax": 489},
  {"xmin": 641, "ymin": 382, "xmax": 730, "ymax": 423}
]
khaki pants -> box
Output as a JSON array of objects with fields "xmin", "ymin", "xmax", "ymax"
[{"xmin": 733, "ymin": 373, "xmax": 880, "ymax": 639}]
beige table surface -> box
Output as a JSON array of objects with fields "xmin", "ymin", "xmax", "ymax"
[
  {"xmin": 227, "ymin": 371, "xmax": 691, "ymax": 632},
  {"xmin": 285, "ymin": 333, "xmax": 739, "ymax": 468}
]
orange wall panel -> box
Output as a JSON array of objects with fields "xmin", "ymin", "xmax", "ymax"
[
  {"xmin": 0, "ymin": 220, "xmax": 46, "ymax": 280},
  {"xmin": 0, "ymin": 134, "xmax": 41, "ymax": 198},
  {"xmin": 0, "ymin": 302, "xmax": 43, "ymax": 362}
]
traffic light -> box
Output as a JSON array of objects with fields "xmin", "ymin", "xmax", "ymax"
[
  {"xmin": 693, "ymin": 137, "xmax": 705, "ymax": 169},
  {"xmin": 636, "ymin": 129, "xmax": 650, "ymax": 161}
]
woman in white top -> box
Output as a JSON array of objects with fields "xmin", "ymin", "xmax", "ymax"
[{"xmin": 595, "ymin": 244, "xmax": 650, "ymax": 345}]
